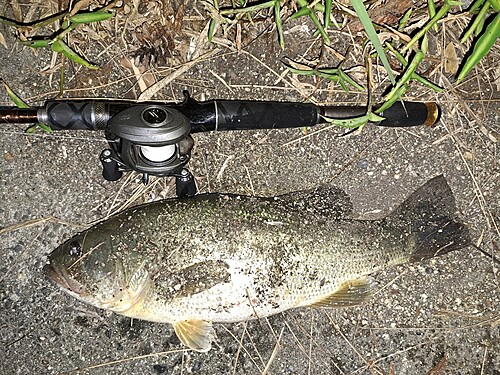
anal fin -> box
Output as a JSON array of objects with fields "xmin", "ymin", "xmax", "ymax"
[
  {"xmin": 310, "ymin": 277, "xmax": 375, "ymax": 308},
  {"xmin": 173, "ymin": 320, "xmax": 215, "ymax": 352}
]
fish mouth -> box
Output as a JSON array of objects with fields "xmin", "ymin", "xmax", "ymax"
[{"xmin": 43, "ymin": 262, "xmax": 86, "ymax": 296}]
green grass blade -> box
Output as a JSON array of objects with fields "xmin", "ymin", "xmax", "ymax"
[
  {"xmin": 323, "ymin": 111, "xmax": 385, "ymax": 129},
  {"xmin": 208, "ymin": 18, "xmax": 217, "ymax": 42},
  {"xmin": 51, "ymin": 39, "xmax": 99, "ymax": 69},
  {"xmin": 428, "ymin": 0, "xmax": 438, "ymax": 31},
  {"xmin": 26, "ymin": 123, "xmax": 53, "ymax": 133},
  {"xmin": 208, "ymin": 0, "xmax": 219, "ymax": 42},
  {"xmin": 350, "ymin": 0, "xmax": 396, "ymax": 85},
  {"xmin": 1, "ymin": 80, "xmax": 30, "ymax": 108},
  {"xmin": 376, "ymin": 84, "xmax": 409, "ymax": 114},
  {"xmin": 291, "ymin": 0, "xmax": 330, "ymax": 42},
  {"xmin": 286, "ymin": 63, "xmax": 363, "ymax": 92},
  {"xmin": 286, "ymin": 66, "xmax": 317, "ymax": 76},
  {"xmin": 339, "ymin": 70, "xmax": 365, "ymax": 91},
  {"xmin": 308, "ymin": 11, "xmax": 330, "ymax": 43},
  {"xmin": 457, "ymin": 11, "xmax": 500, "ymax": 83},
  {"xmin": 401, "ymin": 0, "xmax": 461, "ymax": 53},
  {"xmin": 324, "ymin": 113, "xmax": 370, "ymax": 128},
  {"xmin": 69, "ymin": 11, "xmax": 113, "ymax": 24},
  {"xmin": 376, "ymin": 48, "xmax": 426, "ymax": 113},
  {"xmin": 385, "ymin": 43, "xmax": 443, "ymax": 92},
  {"xmin": 1, "ymin": 80, "xmax": 52, "ymax": 133},
  {"xmin": 325, "ymin": 0, "xmax": 332, "ymax": 28},
  {"xmin": 399, "ymin": 8, "xmax": 413, "ymax": 31},
  {"xmin": 290, "ymin": 7, "xmax": 311, "ymax": 20},
  {"xmin": 19, "ymin": 39, "xmax": 51, "ymax": 48},
  {"xmin": 489, "ymin": 0, "xmax": 500, "ymax": 11},
  {"xmin": 470, "ymin": 0, "xmax": 487, "ymax": 12},
  {"xmin": 274, "ymin": 0, "xmax": 285, "ymax": 49},
  {"xmin": 460, "ymin": 1, "xmax": 490, "ymax": 42}
]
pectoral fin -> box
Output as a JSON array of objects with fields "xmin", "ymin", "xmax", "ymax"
[
  {"xmin": 157, "ymin": 260, "xmax": 231, "ymax": 300},
  {"xmin": 173, "ymin": 320, "xmax": 215, "ymax": 352},
  {"xmin": 310, "ymin": 277, "xmax": 374, "ymax": 308}
]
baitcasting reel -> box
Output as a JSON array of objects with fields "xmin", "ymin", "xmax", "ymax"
[{"xmin": 102, "ymin": 103, "xmax": 196, "ymax": 196}]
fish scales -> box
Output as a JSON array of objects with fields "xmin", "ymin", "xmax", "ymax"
[
  {"xmin": 78, "ymin": 195, "xmax": 405, "ymax": 319},
  {"xmin": 44, "ymin": 176, "xmax": 470, "ymax": 352}
]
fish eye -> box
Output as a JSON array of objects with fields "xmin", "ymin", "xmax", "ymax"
[{"xmin": 68, "ymin": 241, "xmax": 82, "ymax": 257}]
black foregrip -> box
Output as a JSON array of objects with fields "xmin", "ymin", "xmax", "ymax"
[
  {"xmin": 42, "ymin": 101, "xmax": 114, "ymax": 130},
  {"xmin": 180, "ymin": 99, "xmax": 320, "ymax": 132},
  {"xmin": 215, "ymin": 101, "xmax": 320, "ymax": 131}
]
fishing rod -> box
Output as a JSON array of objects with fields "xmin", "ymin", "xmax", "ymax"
[{"xmin": 0, "ymin": 91, "xmax": 439, "ymax": 197}]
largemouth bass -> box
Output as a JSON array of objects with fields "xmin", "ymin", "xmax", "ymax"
[{"xmin": 44, "ymin": 176, "xmax": 469, "ymax": 352}]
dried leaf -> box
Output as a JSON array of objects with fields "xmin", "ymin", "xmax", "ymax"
[
  {"xmin": 426, "ymin": 353, "xmax": 448, "ymax": 375},
  {"xmin": 11, "ymin": 0, "xmax": 23, "ymax": 22},
  {"xmin": 444, "ymin": 42, "xmax": 459, "ymax": 74},
  {"xmin": 4, "ymin": 151, "xmax": 14, "ymax": 162},
  {"xmin": 0, "ymin": 32, "xmax": 7, "ymax": 49}
]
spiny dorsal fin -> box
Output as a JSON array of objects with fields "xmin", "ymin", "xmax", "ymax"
[
  {"xmin": 387, "ymin": 175, "xmax": 457, "ymax": 226},
  {"xmin": 173, "ymin": 320, "xmax": 215, "ymax": 352},
  {"xmin": 276, "ymin": 185, "xmax": 353, "ymax": 220},
  {"xmin": 310, "ymin": 277, "xmax": 375, "ymax": 308}
]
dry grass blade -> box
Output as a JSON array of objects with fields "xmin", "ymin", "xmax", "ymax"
[
  {"xmin": 220, "ymin": 324, "xmax": 265, "ymax": 373},
  {"xmin": 324, "ymin": 312, "xmax": 371, "ymax": 368},
  {"xmin": 0, "ymin": 31, "xmax": 8, "ymax": 49},
  {"xmin": 282, "ymin": 311, "xmax": 345, "ymax": 374},
  {"xmin": 231, "ymin": 321, "xmax": 248, "ymax": 375},
  {"xmin": 261, "ymin": 327, "xmax": 284, "ymax": 375},
  {"xmin": 10, "ymin": 0, "xmax": 23, "ymax": 22},
  {"xmin": 57, "ymin": 349, "xmax": 187, "ymax": 374},
  {"xmin": 70, "ymin": 0, "xmax": 94, "ymax": 16},
  {"xmin": 138, "ymin": 48, "xmax": 220, "ymax": 101},
  {"xmin": 0, "ymin": 217, "xmax": 85, "ymax": 235},
  {"xmin": 480, "ymin": 346, "xmax": 489, "ymax": 375}
]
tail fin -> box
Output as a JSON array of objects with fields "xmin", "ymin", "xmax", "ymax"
[{"xmin": 387, "ymin": 175, "xmax": 470, "ymax": 262}]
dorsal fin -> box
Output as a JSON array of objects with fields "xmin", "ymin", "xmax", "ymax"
[
  {"xmin": 276, "ymin": 185, "xmax": 353, "ymax": 220},
  {"xmin": 173, "ymin": 320, "xmax": 215, "ymax": 352},
  {"xmin": 309, "ymin": 277, "xmax": 375, "ymax": 308},
  {"xmin": 387, "ymin": 175, "xmax": 457, "ymax": 225}
]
